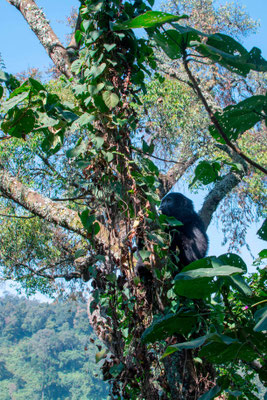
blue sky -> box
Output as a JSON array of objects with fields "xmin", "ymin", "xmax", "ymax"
[
  {"xmin": 0, "ymin": 0, "xmax": 266, "ymax": 73},
  {"xmin": 0, "ymin": 0, "xmax": 266, "ymax": 298}
]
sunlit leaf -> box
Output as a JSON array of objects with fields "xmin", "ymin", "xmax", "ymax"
[{"xmin": 113, "ymin": 11, "xmax": 188, "ymax": 30}]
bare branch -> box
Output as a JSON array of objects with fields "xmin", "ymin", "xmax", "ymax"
[{"xmin": 6, "ymin": 0, "xmax": 72, "ymax": 78}]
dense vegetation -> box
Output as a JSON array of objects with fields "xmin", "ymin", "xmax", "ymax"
[
  {"xmin": 0, "ymin": 295, "xmax": 109, "ymax": 399},
  {"xmin": 0, "ymin": 0, "xmax": 266, "ymax": 398}
]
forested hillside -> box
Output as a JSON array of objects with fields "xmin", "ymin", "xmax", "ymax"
[{"xmin": 0, "ymin": 295, "xmax": 109, "ymax": 399}]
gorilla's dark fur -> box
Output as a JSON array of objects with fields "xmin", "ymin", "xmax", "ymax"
[{"xmin": 159, "ymin": 192, "xmax": 208, "ymax": 267}]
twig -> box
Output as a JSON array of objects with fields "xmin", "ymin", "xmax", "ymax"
[
  {"xmin": 0, "ymin": 212, "xmax": 35, "ymax": 219},
  {"xmin": 132, "ymin": 147, "xmax": 183, "ymax": 164}
]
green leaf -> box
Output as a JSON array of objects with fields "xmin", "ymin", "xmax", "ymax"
[
  {"xmin": 109, "ymin": 362, "xmax": 124, "ymax": 377},
  {"xmin": 93, "ymin": 95, "xmax": 109, "ymax": 112},
  {"xmin": 142, "ymin": 312, "xmax": 196, "ymax": 344},
  {"xmin": 29, "ymin": 77, "xmax": 46, "ymax": 93},
  {"xmin": 164, "ymin": 216, "xmax": 183, "ymax": 227},
  {"xmin": 0, "ymin": 85, "xmax": 3, "ymax": 99},
  {"xmin": 192, "ymin": 161, "xmax": 221, "ymax": 185},
  {"xmin": 102, "ymin": 91, "xmax": 119, "ymax": 109},
  {"xmin": 258, "ymin": 249, "xmax": 267, "ymax": 259},
  {"xmin": 209, "ymin": 95, "xmax": 267, "ymax": 142},
  {"xmin": 74, "ymin": 249, "xmax": 87, "ymax": 259},
  {"xmin": 75, "ymin": 29, "xmax": 83, "ymax": 45},
  {"xmin": 199, "ymin": 334, "xmax": 255, "ymax": 363},
  {"xmin": 73, "ymin": 113, "xmax": 95, "ymax": 128},
  {"xmin": 36, "ymin": 112, "xmax": 59, "ymax": 129},
  {"xmin": 94, "ymin": 136, "xmax": 104, "ymax": 149},
  {"xmin": 2, "ymin": 92, "xmax": 29, "ymax": 112},
  {"xmin": 71, "ymin": 59, "xmax": 83, "ymax": 75},
  {"xmin": 88, "ymin": 63, "xmax": 106, "ymax": 79},
  {"xmin": 179, "ymin": 265, "xmax": 243, "ymax": 278},
  {"xmin": 247, "ymin": 47, "xmax": 267, "ymax": 72},
  {"xmin": 161, "ymin": 334, "xmax": 209, "ymax": 359},
  {"xmin": 174, "ymin": 259, "xmax": 243, "ymax": 299},
  {"xmin": 198, "ymin": 385, "xmax": 222, "ymax": 400},
  {"xmin": 254, "ymin": 306, "xmax": 267, "ymax": 332},
  {"xmin": 226, "ymin": 275, "xmax": 252, "ymax": 296},
  {"xmin": 41, "ymin": 131, "xmax": 62, "ymax": 154},
  {"xmin": 257, "ymin": 219, "xmax": 267, "ymax": 241},
  {"xmin": 79, "ymin": 209, "xmax": 96, "ymax": 232},
  {"xmin": 218, "ymin": 253, "xmax": 247, "ymax": 273},
  {"xmin": 104, "ymin": 43, "xmax": 116, "ymax": 52},
  {"xmin": 66, "ymin": 139, "xmax": 88, "ymax": 158},
  {"xmin": 153, "ymin": 29, "xmax": 183, "ymax": 59},
  {"xmin": 88, "ymin": 83, "xmax": 105, "ymax": 96},
  {"xmin": 113, "ymin": 11, "xmax": 188, "ymax": 30},
  {"xmin": 2, "ymin": 108, "xmax": 35, "ymax": 138},
  {"xmin": 142, "ymin": 139, "xmax": 154, "ymax": 155},
  {"xmin": 139, "ymin": 250, "xmax": 151, "ymax": 260},
  {"xmin": 196, "ymin": 33, "xmax": 251, "ymax": 76}
]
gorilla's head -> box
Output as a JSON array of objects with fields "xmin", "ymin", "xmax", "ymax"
[{"xmin": 159, "ymin": 193, "xmax": 195, "ymax": 222}]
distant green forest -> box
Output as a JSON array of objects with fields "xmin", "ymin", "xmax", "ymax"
[{"xmin": 0, "ymin": 295, "xmax": 109, "ymax": 399}]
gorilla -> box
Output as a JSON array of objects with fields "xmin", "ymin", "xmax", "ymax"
[{"xmin": 159, "ymin": 192, "xmax": 208, "ymax": 268}]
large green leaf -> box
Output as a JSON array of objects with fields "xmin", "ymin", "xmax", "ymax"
[
  {"xmin": 198, "ymin": 385, "xmax": 222, "ymax": 400},
  {"xmin": 218, "ymin": 253, "xmax": 247, "ymax": 273},
  {"xmin": 1, "ymin": 108, "xmax": 35, "ymax": 138},
  {"xmin": 197, "ymin": 34, "xmax": 267, "ymax": 76},
  {"xmin": 141, "ymin": 312, "xmax": 196, "ymax": 344},
  {"xmin": 226, "ymin": 275, "xmax": 253, "ymax": 296},
  {"xmin": 36, "ymin": 112, "xmax": 59, "ymax": 129},
  {"xmin": 161, "ymin": 334, "xmax": 209, "ymax": 359},
  {"xmin": 153, "ymin": 29, "xmax": 183, "ymax": 59},
  {"xmin": 174, "ymin": 259, "xmax": 243, "ymax": 299},
  {"xmin": 113, "ymin": 11, "xmax": 187, "ymax": 30},
  {"xmin": 199, "ymin": 338, "xmax": 256, "ymax": 363},
  {"xmin": 102, "ymin": 91, "xmax": 120, "ymax": 109},
  {"xmin": 88, "ymin": 63, "xmax": 106, "ymax": 79},
  {"xmin": 2, "ymin": 92, "xmax": 29, "ymax": 112},
  {"xmin": 73, "ymin": 113, "xmax": 95, "ymax": 128},
  {"xmin": 196, "ymin": 33, "xmax": 250, "ymax": 76},
  {"xmin": 191, "ymin": 161, "xmax": 221, "ymax": 186},
  {"xmin": 254, "ymin": 306, "xmax": 267, "ymax": 332},
  {"xmin": 209, "ymin": 95, "xmax": 267, "ymax": 142}
]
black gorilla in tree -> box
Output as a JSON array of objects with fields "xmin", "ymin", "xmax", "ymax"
[
  {"xmin": 136, "ymin": 192, "xmax": 208, "ymax": 282},
  {"xmin": 159, "ymin": 192, "xmax": 208, "ymax": 268}
]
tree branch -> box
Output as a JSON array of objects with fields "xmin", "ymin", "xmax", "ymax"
[
  {"xmin": 183, "ymin": 54, "xmax": 267, "ymax": 175},
  {"xmin": 0, "ymin": 164, "xmax": 120, "ymax": 257},
  {"xmin": 0, "ymin": 163, "xmax": 87, "ymax": 237},
  {"xmin": 159, "ymin": 155, "xmax": 198, "ymax": 196},
  {"xmin": 6, "ymin": 0, "xmax": 73, "ymax": 78},
  {"xmin": 199, "ymin": 171, "xmax": 244, "ymax": 230}
]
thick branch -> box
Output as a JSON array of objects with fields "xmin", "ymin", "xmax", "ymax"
[
  {"xmin": 6, "ymin": 0, "xmax": 72, "ymax": 78},
  {"xmin": 0, "ymin": 165, "xmax": 120, "ymax": 257},
  {"xmin": 0, "ymin": 164, "xmax": 87, "ymax": 237},
  {"xmin": 199, "ymin": 171, "xmax": 243, "ymax": 230}
]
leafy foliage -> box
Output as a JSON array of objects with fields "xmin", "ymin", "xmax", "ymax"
[{"xmin": 0, "ymin": 295, "xmax": 109, "ymax": 399}]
